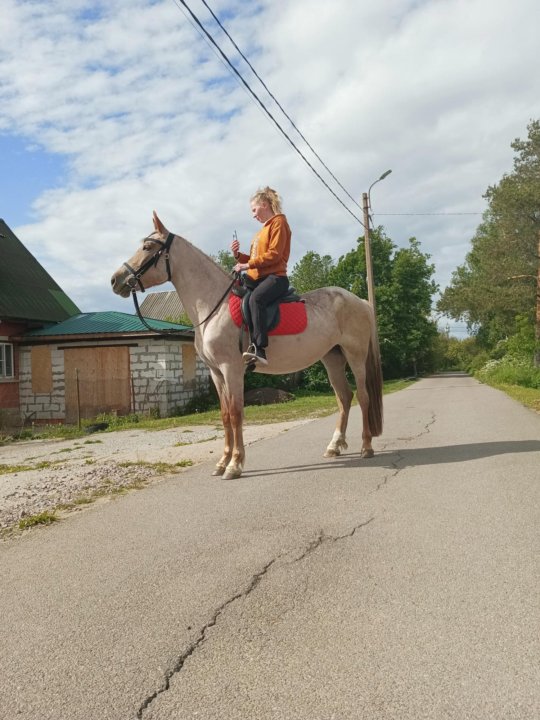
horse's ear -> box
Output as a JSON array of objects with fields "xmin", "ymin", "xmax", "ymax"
[{"xmin": 152, "ymin": 211, "xmax": 169, "ymax": 238}]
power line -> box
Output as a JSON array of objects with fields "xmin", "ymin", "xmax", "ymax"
[
  {"xmin": 375, "ymin": 212, "xmax": 483, "ymax": 216},
  {"xmin": 198, "ymin": 0, "xmax": 363, "ymax": 213},
  {"xmin": 170, "ymin": 0, "xmax": 365, "ymax": 226}
]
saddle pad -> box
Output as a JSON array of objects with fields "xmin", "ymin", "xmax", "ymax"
[{"xmin": 228, "ymin": 294, "xmax": 308, "ymax": 336}]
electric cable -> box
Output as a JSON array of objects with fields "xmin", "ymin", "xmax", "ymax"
[
  {"xmin": 170, "ymin": 0, "xmax": 365, "ymax": 226},
  {"xmin": 198, "ymin": 0, "xmax": 363, "ymax": 213}
]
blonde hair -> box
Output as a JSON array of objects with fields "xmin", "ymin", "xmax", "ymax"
[{"xmin": 251, "ymin": 186, "xmax": 282, "ymax": 214}]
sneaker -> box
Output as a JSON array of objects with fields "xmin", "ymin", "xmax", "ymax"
[{"xmin": 242, "ymin": 345, "xmax": 268, "ymax": 365}]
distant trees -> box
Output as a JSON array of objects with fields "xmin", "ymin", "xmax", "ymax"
[
  {"xmin": 438, "ymin": 120, "xmax": 539, "ymax": 360},
  {"xmin": 289, "ymin": 228, "xmax": 439, "ymax": 379}
]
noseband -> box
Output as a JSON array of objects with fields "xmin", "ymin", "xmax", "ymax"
[{"xmin": 123, "ymin": 232, "xmax": 175, "ymax": 292}]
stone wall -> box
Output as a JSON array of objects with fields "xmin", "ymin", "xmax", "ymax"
[
  {"xmin": 129, "ymin": 341, "xmax": 210, "ymax": 417},
  {"xmin": 18, "ymin": 346, "xmax": 66, "ymax": 423},
  {"xmin": 17, "ymin": 339, "xmax": 210, "ymax": 424}
]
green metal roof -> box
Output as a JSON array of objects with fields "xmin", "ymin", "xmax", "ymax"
[
  {"xmin": 22, "ymin": 311, "xmax": 194, "ymax": 337},
  {"xmin": 0, "ymin": 219, "xmax": 81, "ymax": 322}
]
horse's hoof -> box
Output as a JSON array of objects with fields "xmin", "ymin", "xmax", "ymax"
[
  {"xmin": 361, "ymin": 448, "xmax": 375, "ymax": 458},
  {"xmin": 324, "ymin": 449, "xmax": 339, "ymax": 458},
  {"xmin": 212, "ymin": 466, "xmax": 226, "ymax": 476},
  {"xmin": 223, "ymin": 467, "xmax": 242, "ymax": 480}
]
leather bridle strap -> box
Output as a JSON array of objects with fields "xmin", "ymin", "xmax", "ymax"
[
  {"xmin": 123, "ymin": 232, "xmax": 175, "ymax": 292},
  {"xmin": 125, "ymin": 232, "xmax": 239, "ymax": 335}
]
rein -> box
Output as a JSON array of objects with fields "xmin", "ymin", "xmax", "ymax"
[{"xmin": 125, "ymin": 232, "xmax": 237, "ymax": 335}]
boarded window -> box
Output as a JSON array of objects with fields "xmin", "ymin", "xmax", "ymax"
[
  {"xmin": 182, "ymin": 344, "xmax": 196, "ymax": 389},
  {"xmin": 31, "ymin": 346, "xmax": 53, "ymax": 394}
]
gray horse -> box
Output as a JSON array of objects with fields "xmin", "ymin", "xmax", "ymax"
[{"xmin": 111, "ymin": 212, "xmax": 383, "ymax": 479}]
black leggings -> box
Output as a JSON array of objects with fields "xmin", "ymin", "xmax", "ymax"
[{"xmin": 248, "ymin": 274, "xmax": 289, "ymax": 348}]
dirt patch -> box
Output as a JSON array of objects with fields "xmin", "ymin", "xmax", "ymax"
[{"xmin": 0, "ymin": 419, "xmax": 311, "ymax": 535}]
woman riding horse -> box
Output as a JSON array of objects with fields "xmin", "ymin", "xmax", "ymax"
[{"xmin": 231, "ymin": 187, "xmax": 291, "ymax": 366}]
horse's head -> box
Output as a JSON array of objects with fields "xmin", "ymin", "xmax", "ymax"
[{"xmin": 111, "ymin": 212, "xmax": 174, "ymax": 297}]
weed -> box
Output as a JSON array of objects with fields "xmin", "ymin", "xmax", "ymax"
[
  {"xmin": 0, "ymin": 463, "xmax": 33, "ymax": 474},
  {"xmin": 73, "ymin": 496, "xmax": 93, "ymax": 505},
  {"xmin": 118, "ymin": 460, "xmax": 193, "ymax": 473},
  {"xmin": 18, "ymin": 511, "xmax": 58, "ymax": 529}
]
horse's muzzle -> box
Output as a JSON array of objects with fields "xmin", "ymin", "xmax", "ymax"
[{"xmin": 110, "ymin": 270, "xmax": 132, "ymax": 298}]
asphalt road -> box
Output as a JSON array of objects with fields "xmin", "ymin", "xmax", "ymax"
[{"xmin": 1, "ymin": 373, "xmax": 539, "ymax": 720}]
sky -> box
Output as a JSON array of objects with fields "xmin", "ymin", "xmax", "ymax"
[{"xmin": 1, "ymin": 0, "xmax": 539, "ymax": 336}]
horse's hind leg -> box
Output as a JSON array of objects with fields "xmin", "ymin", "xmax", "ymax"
[
  {"xmin": 341, "ymin": 349, "xmax": 374, "ymax": 458},
  {"xmin": 322, "ymin": 347, "xmax": 353, "ymax": 458}
]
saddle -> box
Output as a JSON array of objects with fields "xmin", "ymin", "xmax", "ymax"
[{"xmin": 229, "ymin": 282, "xmax": 307, "ymax": 336}]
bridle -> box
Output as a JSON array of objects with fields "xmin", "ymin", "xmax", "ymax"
[
  {"xmin": 123, "ymin": 232, "xmax": 237, "ymax": 334},
  {"xmin": 123, "ymin": 232, "xmax": 175, "ymax": 293}
]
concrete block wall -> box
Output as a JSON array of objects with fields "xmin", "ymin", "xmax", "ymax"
[
  {"xmin": 130, "ymin": 341, "xmax": 210, "ymax": 417},
  {"xmin": 17, "ymin": 340, "xmax": 210, "ymax": 424},
  {"xmin": 18, "ymin": 346, "xmax": 65, "ymax": 422}
]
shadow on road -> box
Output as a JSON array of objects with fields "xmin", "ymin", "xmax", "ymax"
[{"xmin": 245, "ymin": 440, "xmax": 540, "ymax": 478}]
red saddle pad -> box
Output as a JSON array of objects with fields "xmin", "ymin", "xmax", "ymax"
[{"xmin": 229, "ymin": 294, "xmax": 308, "ymax": 336}]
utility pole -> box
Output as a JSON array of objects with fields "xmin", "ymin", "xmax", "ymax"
[
  {"xmin": 362, "ymin": 191, "xmax": 376, "ymax": 312},
  {"xmin": 536, "ymin": 230, "xmax": 540, "ymax": 367},
  {"xmin": 362, "ymin": 169, "xmax": 392, "ymax": 316}
]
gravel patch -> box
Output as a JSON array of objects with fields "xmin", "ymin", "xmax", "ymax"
[{"xmin": 0, "ymin": 420, "xmax": 310, "ymax": 534}]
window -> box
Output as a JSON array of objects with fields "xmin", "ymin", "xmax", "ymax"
[{"xmin": 0, "ymin": 343, "xmax": 14, "ymax": 379}]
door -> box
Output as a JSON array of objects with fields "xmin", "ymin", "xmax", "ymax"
[{"xmin": 64, "ymin": 346, "xmax": 131, "ymax": 423}]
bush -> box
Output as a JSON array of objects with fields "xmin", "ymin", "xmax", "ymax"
[{"xmin": 475, "ymin": 357, "xmax": 540, "ymax": 389}]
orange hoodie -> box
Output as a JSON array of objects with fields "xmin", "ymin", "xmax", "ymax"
[{"xmin": 237, "ymin": 213, "xmax": 291, "ymax": 281}]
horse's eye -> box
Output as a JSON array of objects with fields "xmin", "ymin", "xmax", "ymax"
[{"xmin": 143, "ymin": 242, "xmax": 153, "ymax": 252}]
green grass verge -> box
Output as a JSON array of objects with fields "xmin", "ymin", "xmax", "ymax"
[
  {"xmin": 0, "ymin": 379, "xmax": 414, "ymax": 444},
  {"xmin": 479, "ymin": 380, "xmax": 540, "ymax": 413}
]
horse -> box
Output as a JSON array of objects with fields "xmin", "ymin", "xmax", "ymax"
[{"xmin": 111, "ymin": 212, "xmax": 383, "ymax": 479}]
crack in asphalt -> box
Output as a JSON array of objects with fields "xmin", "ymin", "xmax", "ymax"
[
  {"xmin": 136, "ymin": 518, "xmax": 374, "ymax": 718},
  {"xmin": 135, "ymin": 554, "xmax": 281, "ymax": 719}
]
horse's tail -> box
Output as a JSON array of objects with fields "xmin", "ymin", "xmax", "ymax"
[{"xmin": 366, "ymin": 318, "xmax": 384, "ymax": 437}]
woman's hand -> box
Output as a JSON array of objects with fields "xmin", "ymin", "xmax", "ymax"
[
  {"xmin": 233, "ymin": 262, "xmax": 249, "ymax": 273},
  {"xmin": 230, "ymin": 238, "xmax": 240, "ymax": 257}
]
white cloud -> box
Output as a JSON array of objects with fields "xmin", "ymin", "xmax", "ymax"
[{"xmin": 1, "ymin": 0, "xmax": 539, "ymax": 323}]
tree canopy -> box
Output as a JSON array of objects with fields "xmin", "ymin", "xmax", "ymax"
[
  {"xmin": 289, "ymin": 228, "xmax": 439, "ymax": 378},
  {"xmin": 438, "ymin": 120, "xmax": 540, "ymax": 349}
]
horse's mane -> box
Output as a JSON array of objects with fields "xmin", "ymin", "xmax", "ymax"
[{"xmin": 182, "ymin": 235, "xmax": 232, "ymax": 280}]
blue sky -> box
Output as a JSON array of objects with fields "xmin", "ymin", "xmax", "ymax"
[
  {"xmin": 0, "ymin": 135, "xmax": 68, "ymax": 227},
  {"xmin": 1, "ymin": 0, "xmax": 539, "ymax": 337}
]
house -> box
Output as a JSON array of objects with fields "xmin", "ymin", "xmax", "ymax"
[
  {"xmin": 0, "ymin": 220, "xmax": 210, "ymax": 428},
  {"xmin": 0, "ymin": 218, "xmax": 80, "ymax": 426},
  {"xmin": 140, "ymin": 290, "xmax": 185, "ymax": 322}
]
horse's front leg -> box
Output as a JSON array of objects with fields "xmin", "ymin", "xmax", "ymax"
[
  {"xmin": 212, "ymin": 406, "xmax": 233, "ymax": 476},
  {"xmin": 222, "ymin": 393, "xmax": 245, "ymax": 479},
  {"xmin": 210, "ymin": 368, "xmax": 245, "ymax": 479},
  {"xmin": 209, "ymin": 370, "xmax": 232, "ymax": 476}
]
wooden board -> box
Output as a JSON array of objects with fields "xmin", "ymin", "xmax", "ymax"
[
  {"xmin": 31, "ymin": 346, "xmax": 53, "ymax": 394},
  {"xmin": 64, "ymin": 346, "xmax": 131, "ymax": 423}
]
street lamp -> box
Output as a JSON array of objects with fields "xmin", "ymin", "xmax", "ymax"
[{"xmin": 362, "ymin": 169, "xmax": 392, "ymax": 311}]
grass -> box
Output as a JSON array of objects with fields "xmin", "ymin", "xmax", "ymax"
[
  {"xmin": 118, "ymin": 460, "xmax": 194, "ymax": 472},
  {"xmin": 0, "ymin": 379, "xmax": 414, "ymax": 446},
  {"xmin": 481, "ymin": 381, "xmax": 540, "ymax": 413},
  {"xmin": 18, "ymin": 511, "xmax": 58, "ymax": 529},
  {"xmin": 0, "ymin": 459, "xmax": 65, "ymax": 474},
  {"xmin": 0, "ymin": 462, "xmax": 33, "ymax": 474}
]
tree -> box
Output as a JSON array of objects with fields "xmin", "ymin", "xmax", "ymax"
[
  {"xmin": 438, "ymin": 120, "xmax": 540, "ymax": 359},
  {"xmin": 328, "ymin": 229, "xmax": 439, "ymax": 377},
  {"xmin": 289, "ymin": 251, "xmax": 334, "ymax": 292},
  {"xmin": 211, "ymin": 249, "xmax": 236, "ymax": 273}
]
